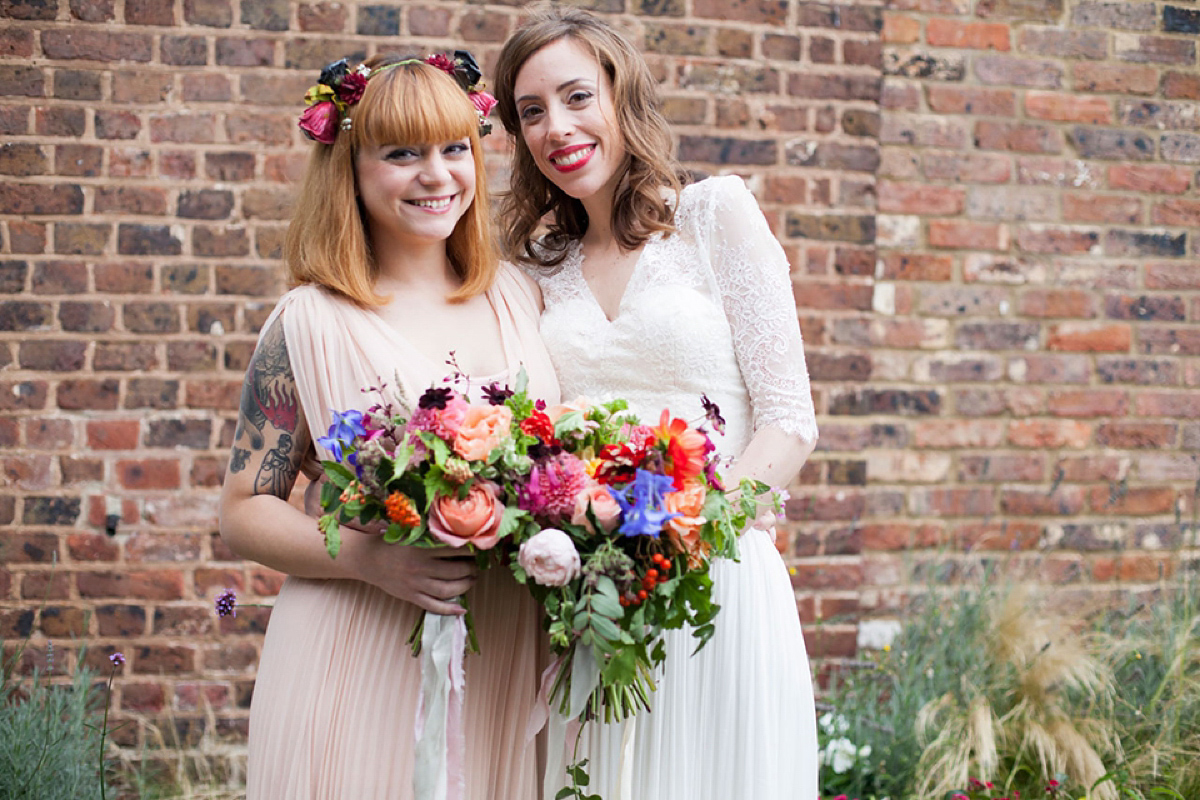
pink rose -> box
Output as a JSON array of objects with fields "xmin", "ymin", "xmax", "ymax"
[
  {"xmin": 470, "ymin": 91, "xmax": 497, "ymax": 118},
  {"xmin": 571, "ymin": 484, "xmax": 621, "ymax": 533},
  {"xmin": 453, "ymin": 404, "xmax": 512, "ymax": 461},
  {"xmin": 427, "ymin": 481, "xmax": 505, "ymax": 550},
  {"xmin": 518, "ymin": 529, "xmax": 581, "ymax": 587},
  {"xmin": 545, "ymin": 397, "xmax": 592, "ymax": 424},
  {"xmin": 298, "ymin": 101, "xmax": 339, "ymax": 144}
]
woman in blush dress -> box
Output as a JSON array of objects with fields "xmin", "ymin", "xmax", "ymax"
[
  {"xmin": 218, "ymin": 53, "xmax": 557, "ymax": 800},
  {"xmin": 493, "ymin": 8, "xmax": 819, "ymax": 800}
]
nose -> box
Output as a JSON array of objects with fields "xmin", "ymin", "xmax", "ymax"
[
  {"xmin": 418, "ymin": 150, "xmax": 451, "ymax": 185},
  {"xmin": 544, "ymin": 102, "xmax": 573, "ymax": 141}
]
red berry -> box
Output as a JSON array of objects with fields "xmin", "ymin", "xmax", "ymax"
[
  {"xmin": 638, "ymin": 590, "xmax": 647, "ymax": 600},
  {"xmin": 646, "ymin": 568, "xmax": 658, "ymax": 580}
]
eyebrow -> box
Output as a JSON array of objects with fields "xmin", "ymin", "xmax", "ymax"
[{"xmin": 515, "ymin": 77, "xmax": 593, "ymax": 105}]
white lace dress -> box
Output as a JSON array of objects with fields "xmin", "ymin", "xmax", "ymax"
[{"xmin": 533, "ymin": 175, "xmax": 819, "ymax": 800}]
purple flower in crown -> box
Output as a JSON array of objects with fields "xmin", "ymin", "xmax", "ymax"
[{"xmin": 214, "ymin": 588, "xmax": 238, "ymax": 618}]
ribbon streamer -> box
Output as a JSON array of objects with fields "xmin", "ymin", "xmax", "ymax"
[{"xmin": 414, "ymin": 613, "xmax": 467, "ymax": 800}]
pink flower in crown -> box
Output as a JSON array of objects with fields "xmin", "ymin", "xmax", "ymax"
[
  {"xmin": 337, "ymin": 71, "xmax": 368, "ymax": 105},
  {"xmin": 520, "ymin": 452, "xmax": 590, "ymax": 521},
  {"xmin": 470, "ymin": 91, "xmax": 497, "ymax": 117},
  {"xmin": 298, "ymin": 101, "xmax": 339, "ymax": 144},
  {"xmin": 424, "ymin": 53, "xmax": 456, "ymax": 75}
]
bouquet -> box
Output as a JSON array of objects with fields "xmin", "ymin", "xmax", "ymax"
[{"xmin": 509, "ymin": 396, "xmax": 780, "ymax": 724}]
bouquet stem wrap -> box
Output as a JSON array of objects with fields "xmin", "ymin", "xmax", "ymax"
[{"xmin": 413, "ymin": 613, "xmax": 467, "ymax": 800}]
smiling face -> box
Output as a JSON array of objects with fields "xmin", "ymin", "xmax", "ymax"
[
  {"xmin": 353, "ymin": 137, "xmax": 477, "ymax": 250},
  {"xmin": 512, "ymin": 37, "xmax": 627, "ymax": 208}
]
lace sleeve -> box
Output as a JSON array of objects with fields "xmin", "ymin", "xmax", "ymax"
[{"xmin": 703, "ymin": 176, "xmax": 818, "ymax": 443}]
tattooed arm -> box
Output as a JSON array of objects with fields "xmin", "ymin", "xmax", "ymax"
[{"xmin": 217, "ymin": 315, "xmax": 478, "ymax": 614}]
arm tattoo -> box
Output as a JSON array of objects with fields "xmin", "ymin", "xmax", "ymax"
[{"xmin": 231, "ymin": 321, "xmax": 305, "ymax": 497}]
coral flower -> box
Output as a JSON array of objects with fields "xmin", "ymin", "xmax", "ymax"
[{"xmin": 653, "ymin": 410, "xmax": 708, "ymax": 489}]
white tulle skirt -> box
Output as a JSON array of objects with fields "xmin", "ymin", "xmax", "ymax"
[{"xmin": 547, "ymin": 528, "xmax": 819, "ymax": 800}]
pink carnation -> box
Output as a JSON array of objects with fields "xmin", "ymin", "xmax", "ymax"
[
  {"xmin": 520, "ymin": 453, "xmax": 589, "ymax": 521},
  {"xmin": 298, "ymin": 101, "xmax": 339, "ymax": 144}
]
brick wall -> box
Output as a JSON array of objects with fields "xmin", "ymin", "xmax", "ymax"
[{"xmin": 0, "ymin": 0, "xmax": 1195, "ymax": 779}]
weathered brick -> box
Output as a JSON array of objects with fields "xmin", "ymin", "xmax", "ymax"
[
  {"xmin": 786, "ymin": 213, "xmax": 875, "ymax": 244},
  {"xmin": 79, "ymin": 570, "xmax": 184, "ymax": 601},
  {"xmin": 42, "ymin": 29, "xmax": 153, "ymax": 62},
  {"xmin": 1, "ymin": 183, "xmax": 84, "ymax": 216},
  {"xmin": 298, "ymin": 2, "xmax": 347, "ymax": 30},
  {"xmin": 162, "ymin": 35, "xmax": 207, "ymax": 66},
  {"xmin": 975, "ymin": 55, "xmax": 1063, "ymax": 88},
  {"xmin": 57, "ymin": 378, "xmax": 120, "ymax": 410},
  {"xmin": 4, "ymin": 0, "xmax": 57, "ymax": 20},
  {"xmin": 1096, "ymin": 422, "xmax": 1177, "ymax": 448},
  {"xmin": 242, "ymin": 0, "xmax": 288, "ymax": 30},
  {"xmin": 54, "ymin": 223, "xmax": 110, "ymax": 256},
  {"xmin": 1062, "ymin": 193, "xmax": 1142, "ymax": 224},
  {"xmin": 694, "ymin": 0, "xmax": 786, "ymax": 23},
  {"xmin": 927, "ymin": 19, "xmax": 1010, "ymax": 49},
  {"xmin": 95, "ymin": 342, "xmax": 158, "ymax": 371},
  {"xmin": 878, "ymin": 181, "xmax": 965, "ymax": 215},
  {"xmin": 1018, "ymin": 289, "xmax": 1095, "ymax": 318},
  {"xmin": 955, "ymin": 321, "xmax": 1041, "ymax": 350},
  {"xmin": 1162, "ymin": 71, "xmax": 1200, "ymax": 101},
  {"xmin": 1161, "ymin": 133, "xmax": 1200, "ymax": 163},
  {"xmin": 123, "ymin": 302, "xmax": 180, "ymax": 334},
  {"xmin": 184, "ymin": 0, "xmax": 231, "ymax": 26},
  {"xmin": 1047, "ymin": 322, "xmax": 1133, "ymax": 352},
  {"xmin": 883, "ymin": 49, "xmax": 966, "ymax": 81},
  {"xmin": 35, "ymin": 106, "xmax": 87, "ymax": 137},
  {"xmin": 357, "ymin": 4, "xmax": 400, "ymax": 35},
  {"xmin": 966, "ymin": 186, "xmax": 1057, "ymax": 220},
  {"xmin": 1152, "ymin": 199, "xmax": 1200, "ymax": 227},
  {"xmin": 96, "ymin": 186, "xmax": 168, "ymax": 215},
  {"xmin": 126, "ymin": 0, "xmax": 175, "ymax": 24},
  {"xmin": 118, "ymin": 224, "xmax": 182, "ymax": 256},
  {"xmin": 1070, "ymin": 127, "xmax": 1156, "ymax": 161},
  {"xmin": 126, "ymin": 378, "xmax": 179, "ymax": 410},
  {"xmin": 1105, "ymin": 229, "xmax": 1187, "ymax": 257},
  {"xmin": 1115, "ymin": 34, "xmax": 1196, "ymax": 65},
  {"xmin": 54, "ymin": 69, "xmax": 103, "ymax": 101},
  {"xmin": 1018, "ymin": 26, "xmax": 1109, "ymax": 59},
  {"xmin": 1025, "ymin": 92, "xmax": 1112, "ymax": 124},
  {"xmin": 1108, "ymin": 163, "xmax": 1192, "ymax": 194},
  {"xmin": 0, "ymin": 143, "xmax": 47, "ymax": 176}
]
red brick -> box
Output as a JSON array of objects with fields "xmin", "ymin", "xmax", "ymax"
[
  {"xmin": 1016, "ymin": 225, "xmax": 1101, "ymax": 254},
  {"xmin": 1073, "ymin": 63, "xmax": 1158, "ymax": 95},
  {"xmin": 882, "ymin": 13, "xmax": 920, "ymax": 43},
  {"xmin": 1047, "ymin": 389, "xmax": 1129, "ymax": 417},
  {"xmin": 1054, "ymin": 455, "xmax": 1122, "ymax": 482},
  {"xmin": 928, "ymin": 219, "xmax": 1009, "ymax": 250},
  {"xmin": 1008, "ymin": 420, "xmax": 1092, "ymax": 448},
  {"xmin": 117, "ymin": 459, "xmax": 182, "ymax": 490},
  {"xmin": 1000, "ymin": 487, "xmax": 1086, "ymax": 516},
  {"xmin": 1018, "ymin": 289, "xmax": 1096, "ymax": 318},
  {"xmin": 1062, "ymin": 193, "xmax": 1142, "ymax": 224},
  {"xmin": 1153, "ymin": 199, "xmax": 1200, "ymax": 227},
  {"xmin": 878, "ymin": 181, "xmax": 965, "ymax": 214},
  {"xmin": 878, "ymin": 253, "xmax": 954, "ymax": 281},
  {"xmin": 1088, "ymin": 487, "xmax": 1176, "ymax": 516},
  {"xmin": 1047, "ymin": 323, "xmax": 1132, "ymax": 352},
  {"xmin": 1095, "ymin": 422, "xmax": 1177, "ymax": 448},
  {"xmin": 911, "ymin": 487, "xmax": 995, "ymax": 517},
  {"xmin": 923, "ymin": 152, "xmax": 1012, "ymax": 183},
  {"xmin": 1162, "ymin": 70, "xmax": 1200, "ymax": 100},
  {"xmin": 86, "ymin": 420, "xmax": 139, "ymax": 450},
  {"xmin": 1145, "ymin": 263, "xmax": 1200, "ymax": 289},
  {"xmin": 1025, "ymin": 92, "xmax": 1113, "ymax": 124},
  {"xmin": 927, "ymin": 18, "xmax": 1010, "ymax": 50},
  {"xmin": 975, "ymin": 120, "xmax": 1062, "ymax": 153},
  {"xmin": 1136, "ymin": 392, "xmax": 1200, "ymax": 418},
  {"xmin": 926, "ymin": 85, "xmax": 1016, "ymax": 116},
  {"xmin": 913, "ymin": 420, "xmax": 1006, "ymax": 447},
  {"xmin": 120, "ymin": 682, "xmax": 165, "ymax": 712},
  {"xmin": 77, "ymin": 570, "xmax": 185, "ymax": 600},
  {"xmin": 1108, "ymin": 164, "xmax": 1192, "ymax": 194},
  {"xmin": 1092, "ymin": 554, "xmax": 1174, "ymax": 583}
]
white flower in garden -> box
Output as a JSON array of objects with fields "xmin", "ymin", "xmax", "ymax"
[
  {"xmin": 820, "ymin": 737, "xmax": 859, "ymax": 774},
  {"xmin": 818, "ymin": 712, "xmax": 850, "ymax": 735}
]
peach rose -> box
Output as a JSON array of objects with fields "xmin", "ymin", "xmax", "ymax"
[
  {"xmin": 453, "ymin": 404, "xmax": 513, "ymax": 461},
  {"xmin": 571, "ymin": 484, "xmax": 622, "ymax": 533},
  {"xmin": 663, "ymin": 482, "xmax": 710, "ymax": 569},
  {"xmin": 427, "ymin": 481, "xmax": 505, "ymax": 550},
  {"xmin": 545, "ymin": 397, "xmax": 592, "ymax": 424}
]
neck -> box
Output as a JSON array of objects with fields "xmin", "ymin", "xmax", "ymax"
[
  {"xmin": 579, "ymin": 185, "xmax": 616, "ymax": 251},
  {"xmin": 373, "ymin": 240, "xmax": 459, "ymax": 295}
]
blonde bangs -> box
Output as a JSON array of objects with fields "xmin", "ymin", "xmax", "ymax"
[{"xmin": 351, "ymin": 63, "xmax": 477, "ymax": 148}]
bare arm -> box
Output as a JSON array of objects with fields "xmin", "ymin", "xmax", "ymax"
[{"xmin": 218, "ymin": 317, "xmax": 476, "ymax": 614}]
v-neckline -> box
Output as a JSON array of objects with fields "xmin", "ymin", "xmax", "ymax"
[{"xmin": 571, "ymin": 239, "xmax": 651, "ymax": 324}]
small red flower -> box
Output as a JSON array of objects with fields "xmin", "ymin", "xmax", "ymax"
[
  {"xmin": 424, "ymin": 53, "xmax": 455, "ymax": 75},
  {"xmin": 299, "ymin": 101, "xmax": 338, "ymax": 144},
  {"xmin": 520, "ymin": 409, "xmax": 556, "ymax": 442},
  {"xmin": 337, "ymin": 71, "xmax": 368, "ymax": 104}
]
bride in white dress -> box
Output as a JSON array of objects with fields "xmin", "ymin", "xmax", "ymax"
[{"xmin": 494, "ymin": 8, "xmax": 819, "ymax": 799}]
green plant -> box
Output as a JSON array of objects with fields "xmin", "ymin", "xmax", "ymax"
[{"xmin": 1, "ymin": 645, "xmax": 103, "ymax": 800}]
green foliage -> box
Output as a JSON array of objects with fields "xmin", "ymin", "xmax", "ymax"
[{"xmin": 0, "ymin": 652, "xmax": 103, "ymax": 800}]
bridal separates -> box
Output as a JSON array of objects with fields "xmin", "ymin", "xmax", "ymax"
[
  {"xmin": 244, "ymin": 267, "xmax": 559, "ymax": 800},
  {"xmin": 533, "ymin": 176, "xmax": 821, "ymax": 800}
]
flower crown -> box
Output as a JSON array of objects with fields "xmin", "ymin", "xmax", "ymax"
[{"xmin": 298, "ymin": 50, "xmax": 498, "ymax": 145}]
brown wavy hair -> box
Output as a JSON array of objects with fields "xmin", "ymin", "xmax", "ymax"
[
  {"xmin": 493, "ymin": 6, "xmax": 684, "ymax": 268},
  {"xmin": 283, "ymin": 55, "xmax": 496, "ymax": 305}
]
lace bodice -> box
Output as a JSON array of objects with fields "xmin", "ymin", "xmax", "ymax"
[{"xmin": 534, "ymin": 175, "xmax": 817, "ymax": 460}]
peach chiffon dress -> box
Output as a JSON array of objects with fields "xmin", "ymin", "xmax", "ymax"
[{"xmin": 244, "ymin": 265, "xmax": 559, "ymax": 800}]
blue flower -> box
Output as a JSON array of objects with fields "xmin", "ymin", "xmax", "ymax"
[
  {"xmin": 613, "ymin": 469, "xmax": 680, "ymax": 537},
  {"xmin": 318, "ymin": 409, "xmax": 367, "ymax": 462}
]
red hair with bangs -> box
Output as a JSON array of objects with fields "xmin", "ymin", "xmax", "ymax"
[{"xmin": 284, "ymin": 56, "xmax": 497, "ymax": 306}]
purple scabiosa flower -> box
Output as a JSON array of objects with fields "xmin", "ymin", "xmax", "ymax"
[
  {"xmin": 700, "ymin": 394, "xmax": 725, "ymax": 435},
  {"xmin": 109, "ymin": 652, "xmax": 125, "ymax": 668},
  {"xmin": 481, "ymin": 382, "xmax": 514, "ymax": 405},
  {"xmin": 317, "ymin": 409, "xmax": 367, "ymax": 462},
  {"xmin": 612, "ymin": 469, "xmax": 680, "ymax": 537},
  {"xmin": 214, "ymin": 588, "xmax": 238, "ymax": 618}
]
